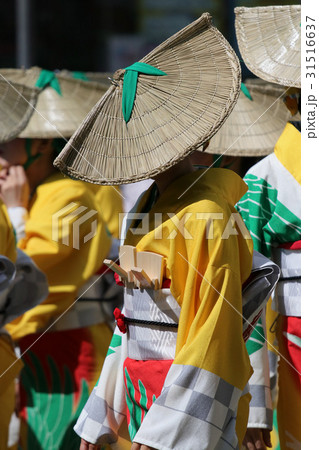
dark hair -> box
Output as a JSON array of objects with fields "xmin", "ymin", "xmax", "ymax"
[{"xmin": 52, "ymin": 138, "xmax": 67, "ymax": 157}]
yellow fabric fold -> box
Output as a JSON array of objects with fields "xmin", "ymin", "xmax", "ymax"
[
  {"xmin": 0, "ymin": 202, "xmax": 21, "ymax": 449},
  {"xmin": 6, "ymin": 173, "xmax": 111, "ymax": 341},
  {"xmin": 87, "ymin": 184, "xmax": 123, "ymax": 238},
  {"xmin": 125, "ymin": 168, "xmax": 253, "ymax": 390},
  {"xmin": 274, "ymin": 123, "xmax": 301, "ymax": 185},
  {"xmin": 0, "ymin": 199, "xmax": 17, "ymax": 262}
]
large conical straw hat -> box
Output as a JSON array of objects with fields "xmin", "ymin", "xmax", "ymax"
[
  {"xmin": 235, "ymin": 5, "xmax": 301, "ymax": 88},
  {"xmin": 0, "ymin": 67, "xmax": 106, "ymax": 139},
  {"xmin": 0, "ymin": 78, "xmax": 40, "ymax": 143},
  {"xmin": 54, "ymin": 13, "xmax": 241, "ymax": 185},
  {"xmin": 206, "ymin": 78, "xmax": 295, "ymax": 157}
]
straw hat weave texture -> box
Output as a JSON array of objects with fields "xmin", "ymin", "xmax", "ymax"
[
  {"xmin": 54, "ymin": 13, "xmax": 241, "ymax": 185},
  {"xmin": 235, "ymin": 5, "xmax": 301, "ymax": 88},
  {"xmin": 0, "ymin": 67, "xmax": 106, "ymax": 139},
  {"xmin": 0, "ymin": 78, "xmax": 40, "ymax": 143},
  {"xmin": 206, "ymin": 79, "xmax": 295, "ymax": 157},
  {"xmin": 59, "ymin": 70, "xmax": 113, "ymax": 87}
]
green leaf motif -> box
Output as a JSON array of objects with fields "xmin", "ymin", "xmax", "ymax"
[
  {"xmin": 106, "ymin": 333, "xmax": 122, "ymax": 357},
  {"xmin": 237, "ymin": 174, "xmax": 301, "ymax": 257},
  {"xmin": 246, "ymin": 319, "xmax": 265, "ymax": 355},
  {"xmin": 124, "ymin": 368, "xmax": 156, "ymax": 441},
  {"xmin": 21, "ymin": 352, "xmax": 90, "ymax": 449},
  {"xmin": 122, "ymin": 62, "xmax": 167, "ymax": 123},
  {"xmin": 138, "ymin": 379, "xmax": 148, "ymax": 415},
  {"xmin": 124, "ymin": 367, "xmax": 138, "ymax": 441}
]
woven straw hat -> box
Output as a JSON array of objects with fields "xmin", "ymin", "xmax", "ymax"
[
  {"xmin": 235, "ymin": 5, "xmax": 301, "ymax": 88},
  {"xmin": 85, "ymin": 72, "xmax": 113, "ymax": 85},
  {"xmin": 54, "ymin": 13, "xmax": 241, "ymax": 185},
  {"xmin": 59, "ymin": 69, "xmax": 113, "ymax": 86},
  {"xmin": 0, "ymin": 78, "xmax": 40, "ymax": 143},
  {"xmin": 206, "ymin": 78, "xmax": 295, "ymax": 157},
  {"xmin": 0, "ymin": 67, "xmax": 106, "ymax": 139}
]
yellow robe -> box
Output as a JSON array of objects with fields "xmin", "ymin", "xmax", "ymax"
[
  {"xmin": 0, "ymin": 200, "xmax": 22, "ymax": 450},
  {"xmin": 87, "ymin": 184, "xmax": 123, "ymax": 239},
  {"xmin": 0, "ymin": 199, "xmax": 16, "ymax": 262},
  {"xmin": 125, "ymin": 168, "xmax": 253, "ymax": 445},
  {"xmin": 6, "ymin": 172, "xmax": 111, "ymax": 341}
]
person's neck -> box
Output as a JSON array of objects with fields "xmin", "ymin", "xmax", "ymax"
[{"xmin": 153, "ymin": 157, "xmax": 195, "ymax": 196}]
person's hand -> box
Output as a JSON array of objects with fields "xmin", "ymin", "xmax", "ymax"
[
  {"xmin": 0, "ymin": 165, "xmax": 30, "ymax": 208},
  {"xmin": 79, "ymin": 438, "xmax": 101, "ymax": 450},
  {"xmin": 131, "ymin": 443, "xmax": 156, "ymax": 450},
  {"xmin": 243, "ymin": 428, "xmax": 272, "ymax": 449}
]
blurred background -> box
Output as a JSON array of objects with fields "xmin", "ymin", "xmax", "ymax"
[{"xmin": 1, "ymin": 0, "xmax": 300, "ymax": 80}]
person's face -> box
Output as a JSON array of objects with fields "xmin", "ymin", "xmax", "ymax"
[
  {"xmin": 0, "ymin": 138, "xmax": 27, "ymax": 170},
  {"xmin": 189, "ymin": 150, "xmax": 214, "ymax": 167}
]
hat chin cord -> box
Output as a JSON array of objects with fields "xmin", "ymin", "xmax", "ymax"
[{"xmin": 23, "ymin": 139, "xmax": 42, "ymax": 170}]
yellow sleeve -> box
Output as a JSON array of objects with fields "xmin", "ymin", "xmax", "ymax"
[
  {"xmin": 0, "ymin": 200, "xmax": 17, "ymax": 262},
  {"xmin": 86, "ymin": 184, "xmax": 123, "ymax": 239},
  {"xmin": 6, "ymin": 177, "xmax": 110, "ymax": 341},
  {"xmin": 95, "ymin": 186, "xmax": 123, "ymax": 239},
  {"xmin": 167, "ymin": 201, "xmax": 253, "ymax": 390}
]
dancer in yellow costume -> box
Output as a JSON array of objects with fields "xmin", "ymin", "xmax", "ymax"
[
  {"xmin": 0, "ymin": 199, "xmax": 49, "ymax": 450},
  {"xmin": 0, "ymin": 80, "xmax": 48, "ymax": 450},
  {"xmin": 55, "ymin": 14, "xmax": 279, "ymax": 450},
  {"xmin": 0, "ymin": 67, "xmax": 112, "ymax": 449},
  {"xmin": 235, "ymin": 5, "xmax": 301, "ymax": 449},
  {"xmin": 0, "ymin": 200, "xmax": 21, "ymax": 450}
]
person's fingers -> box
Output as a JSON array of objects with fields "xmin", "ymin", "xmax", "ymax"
[
  {"xmin": 8, "ymin": 165, "xmax": 21, "ymax": 183},
  {"xmin": 254, "ymin": 437, "xmax": 266, "ymax": 450},
  {"xmin": 243, "ymin": 428, "xmax": 268, "ymax": 450},
  {"xmin": 262, "ymin": 429, "xmax": 272, "ymax": 448},
  {"xmin": 88, "ymin": 444, "xmax": 100, "ymax": 450},
  {"xmin": 79, "ymin": 439, "xmax": 89, "ymax": 450},
  {"xmin": 14, "ymin": 165, "xmax": 28, "ymax": 184},
  {"xmin": 0, "ymin": 168, "xmax": 8, "ymax": 179},
  {"xmin": 244, "ymin": 442, "xmax": 256, "ymax": 450},
  {"xmin": 243, "ymin": 429, "xmax": 255, "ymax": 449},
  {"xmin": 131, "ymin": 443, "xmax": 141, "ymax": 450}
]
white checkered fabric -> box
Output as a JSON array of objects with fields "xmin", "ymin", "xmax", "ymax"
[
  {"xmin": 247, "ymin": 313, "xmax": 273, "ymax": 429},
  {"xmin": 74, "ymin": 324, "xmax": 128, "ymax": 445},
  {"xmin": 134, "ymin": 364, "xmax": 247, "ymax": 450}
]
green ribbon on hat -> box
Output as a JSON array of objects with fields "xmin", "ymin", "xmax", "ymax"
[
  {"xmin": 122, "ymin": 62, "xmax": 167, "ymax": 123},
  {"xmin": 35, "ymin": 69, "xmax": 62, "ymax": 96},
  {"xmin": 241, "ymin": 82, "xmax": 252, "ymax": 101}
]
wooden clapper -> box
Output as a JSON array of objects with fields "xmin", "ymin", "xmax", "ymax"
[{"xmin": 104, "ymin": 245, "xmax": 164, "ymax": 290}]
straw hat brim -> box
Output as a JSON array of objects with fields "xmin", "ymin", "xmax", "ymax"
[
  {"xmin": 0, "ymin": 67, "xmax": 107, "ymax": 139},
  {"xmin": 235, "ymin": 5, "xmax": 301, "ymax": 88},
  {"xmin": 0, "ymin": 78, "xmax": 40, "ymax": 144},
  {"xmin": 59, "ymin": 69, "xmax": 113, "ymax": 86},
  {"xmin": 206, "ymin": 79, "xmax": 295, "ymax": 156},
  {"xmin": 54, "ymin": 13, "xmax": 241, "ymax": 185}
]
